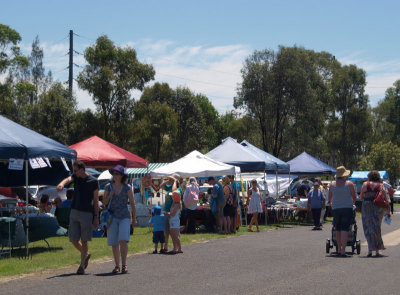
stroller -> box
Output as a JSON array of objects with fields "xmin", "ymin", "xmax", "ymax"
[{"xmin": 326, "ymin": 207, "xmax": 361, "ymax": 255}]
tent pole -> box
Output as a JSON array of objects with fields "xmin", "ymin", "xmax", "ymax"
[
  {"xmin": 264, "ymin": 170, "xmax": 267, "ymax": 226},
  {"xmin": 275, "ymin": 170, "xmax": 278, "ymax": 199},
  {"xmin": 25, "ymin": 160, "xmax": 29, "ymax": 257},
  {"xmin": 147, "ymin": 167, "xmax": 151, "ymax": 233},
  {"xmin": 238, "ymin": 173, "xmax": 243, "ymax": 233}
]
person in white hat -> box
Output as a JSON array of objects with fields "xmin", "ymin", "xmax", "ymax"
[{"xmin": 328, "ymin": 166, "xmax": 356, "ymax": 257}]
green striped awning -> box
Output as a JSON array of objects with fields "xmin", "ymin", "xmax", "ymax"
[{"xmin": 126, "ymin": 163, "xmax": 169, "ymax": 179}]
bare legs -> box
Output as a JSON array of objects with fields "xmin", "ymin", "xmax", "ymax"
[
  {"xmin": 335, "ymin": 231, "xmax": 348, "ymax": 255},
  {"xmin": 225, "ymin": 216, "xmax": 231, "ymax": 234},
  {"xmin": 112, "ymin": 241, "xmax": 128, "ymax": 267},
  {"xmin": 170, "ymin": 228, "xmax": 182, "ymax": 252},
  {"xmin": 248, "ymin": 212, "xmax": 259, "ymax": 231},
  {"xmin": 71, "ymin": 241, "xmax": 89, "ymax": 268}
]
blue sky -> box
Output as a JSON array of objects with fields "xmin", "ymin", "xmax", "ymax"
[{"xmin": 2, "ymin": 0, "xmax": 400, "ymax": 112}]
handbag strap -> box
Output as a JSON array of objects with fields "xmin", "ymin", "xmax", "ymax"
[{"xmin": 107, "ymin": 184, "xmax": 114, "ymax": 210}]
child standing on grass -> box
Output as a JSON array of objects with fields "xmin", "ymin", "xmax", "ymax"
[
  {"xmin": 168, "ymin": 191, "xmax": 183, "ymax": 254},
  {"xmin": 149, "ymin": 206, "xmax": 168, "ymax": 254}
]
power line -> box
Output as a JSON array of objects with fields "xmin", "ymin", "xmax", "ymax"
[
  {"xmin": 54, "ymin": 34, "xmax": 69, "ymax": 43},
  {"xmin": 73, "ymin": 32, "xmax": 94, "ymax": 42}
]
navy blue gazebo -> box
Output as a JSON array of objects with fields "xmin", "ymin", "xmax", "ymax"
[
  {"xmin": 287, "ymin": 152, "xmax": 336, "ymax": 175},
  {"xmin": 0, "ymin": 115, "xmax": 77, "ymax": 254}
]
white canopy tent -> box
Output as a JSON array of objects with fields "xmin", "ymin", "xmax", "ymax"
[{"xmin": 150, "ymin": 150, "xmax": 240, "ymax": 178}]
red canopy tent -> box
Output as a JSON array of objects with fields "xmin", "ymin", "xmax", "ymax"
[{"xmin": 70, "ymin": 136, "xmax": 148, "ymax": 168}]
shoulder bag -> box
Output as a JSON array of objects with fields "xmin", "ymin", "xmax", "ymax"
[
  {"xmin": 373, "ymin": 183, "xmax": 389, "ymax": 209},
  {"xmin": 101, "ymin": 184, "xmax": 114, "ymax": 228}
]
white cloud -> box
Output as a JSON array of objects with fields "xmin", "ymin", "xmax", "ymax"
[
  {"xmin": 338, "ymin": 52, "xmax": 400, "ymax": 106},
  {"xmin": 18, "ymin": 39, "xmax": 249, "ymax": 113}
]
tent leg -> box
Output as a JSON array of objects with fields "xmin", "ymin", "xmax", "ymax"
[
  {"xmin": 236, "ymin": 174, "xmax": 243, "ymax": 234},
  {"xmin": 25, "ymin": 160, "xmax": 29, "ymax": 257},
  {"xmin": 264, "ymin": 170, "xmax": 267, "ymax": 226}
]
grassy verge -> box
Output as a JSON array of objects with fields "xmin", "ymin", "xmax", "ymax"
[{"xmin": 0, "ymin": 224, "xmax": 285, "ymax": 278}]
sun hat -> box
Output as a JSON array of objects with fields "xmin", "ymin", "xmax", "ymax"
[
  {"xmin": 167, "ymin": 175, "xmax": 176, "ymax": 181},
  {"xmin": 335, "ymin": 166, "xmax": 350, "ymax": 178},
  {"xmin": 109, "ymin": 165, "xmax": 127, "ymax": 176},
  {"xmin": 172, "ymin": 173, "xmax": 182, "ymax": 183},
  {"xmin": 172, "ymin": 191, "xmax": 181, "ymax": 203}
]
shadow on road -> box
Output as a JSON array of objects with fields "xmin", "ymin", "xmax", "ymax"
[{"xmin": 47, "ymin": 272, "xmax": 86, "ymax": 279}]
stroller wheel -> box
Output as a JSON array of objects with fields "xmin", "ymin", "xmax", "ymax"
[{"xmin": 326, "ymin": 239, "xmax": 330, "ymax": 254}]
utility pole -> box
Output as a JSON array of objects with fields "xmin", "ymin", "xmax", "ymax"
[{"xmin": 68, "ymin": 30, "xmax": 73, "ymax": 95}]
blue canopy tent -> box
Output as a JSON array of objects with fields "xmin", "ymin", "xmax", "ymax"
[
  {"xmin": 240, "ymin": 140, "xmax": 291, "ymax": 205},
  {"xmin": 206, "ymin": 137, "xmax": 268, "ymax": 171},
  {"xmin": 349, "ymin": 171, "xmax": 389, "ymax": 182},
  {"xmin": 0, "ymin": 115, "xmax": 77, "ymax": 254},
  {"xmin": 350, "ymin": 171, "xmax": 389, "ymax": 193},
  {"xmin": 240, "ymin": 140, "xmax": 289, "ymax": 172},
  {"xmin": 287, "ymin": 152, "xmax": 336, "ymax": 175}
]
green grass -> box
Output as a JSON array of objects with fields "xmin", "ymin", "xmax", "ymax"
[{"xmin": 0, "ymin": 224, "xmax": 284, "ymax": 278}]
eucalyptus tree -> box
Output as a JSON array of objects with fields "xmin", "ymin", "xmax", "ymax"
[
  {"xmin": 0, "ymin": 24, "xmax": 29, "ymax": 119},
  {"xmin": 325, "ymin": 64, "xmax": 371, "ymax": 169},
  {"xmin": 77, "ymin": 35, "xmax": 155, "ymax": 139},
  {"xmin": 235, "ymin": 46, "xmax": 336, "ymax": 159}
]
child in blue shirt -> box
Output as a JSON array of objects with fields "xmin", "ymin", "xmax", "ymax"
[{"xmin": 149, "ymin": 206, "xmax": 168, "ymax": 253}]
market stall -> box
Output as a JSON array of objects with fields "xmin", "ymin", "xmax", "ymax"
[
  {"xmin": 0, "ymin": 115, "xmax": 76, "ymax": 255},
  {"xmin": 150, "ymin": 150, "xmax": 241, "ymax": 232}
]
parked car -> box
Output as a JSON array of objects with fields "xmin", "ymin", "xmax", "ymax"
[{"xmin": 393, "ymin": 190, "xmax": 400, "ymax": 203}]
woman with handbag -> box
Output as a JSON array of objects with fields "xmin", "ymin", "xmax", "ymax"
[
  {"xmin": 183, "ymin": 177, "xmax": 200, "ymax": 234},
  {"xmin": 328, "ymin": 166, "xmax": 357, "ymax": 257},
  {"xmin": 103, "ymin": 165, "xmax": 137, "ymax": 273},
  {"xmin": 359, "ymin": 170, "xmax": 391, "ymax": 257}
]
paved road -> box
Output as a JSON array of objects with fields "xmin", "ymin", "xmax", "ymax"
[{"xmin": 1, "ymin": 213, "xmax": 400, "ymax": 295}]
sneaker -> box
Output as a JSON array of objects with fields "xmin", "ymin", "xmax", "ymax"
[{"xmin": 152, "ymin": 250, "xmax": 158, "ymax": 254}]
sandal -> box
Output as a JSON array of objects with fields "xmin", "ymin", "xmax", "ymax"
[
  {"xmin": 112, "ymin": 266, "xmax": 120, "ymax": 274},
  {"xmin": 121, "ymin": 265, "xmax": 128, "ymax": 274},
  {"xmin": 177, "ymin": 250, "xmax": 183, "ymax": 254},
  {"xmin": 76, "ymin": 266, "xmax": 85, "ymax": 275}
]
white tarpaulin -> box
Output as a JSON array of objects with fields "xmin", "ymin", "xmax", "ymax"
[
  {"xmin": 241, "ymin": 173, "xmax": 297, "ymax": 198},
  {"xmin": 150, "ymin": 150, "xmax": 240, "ymax": 178}
]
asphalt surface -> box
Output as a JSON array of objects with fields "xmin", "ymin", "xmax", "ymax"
[{"xmin": 1, "ymin": 212, "xmax": 400, "ymax": 295}]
